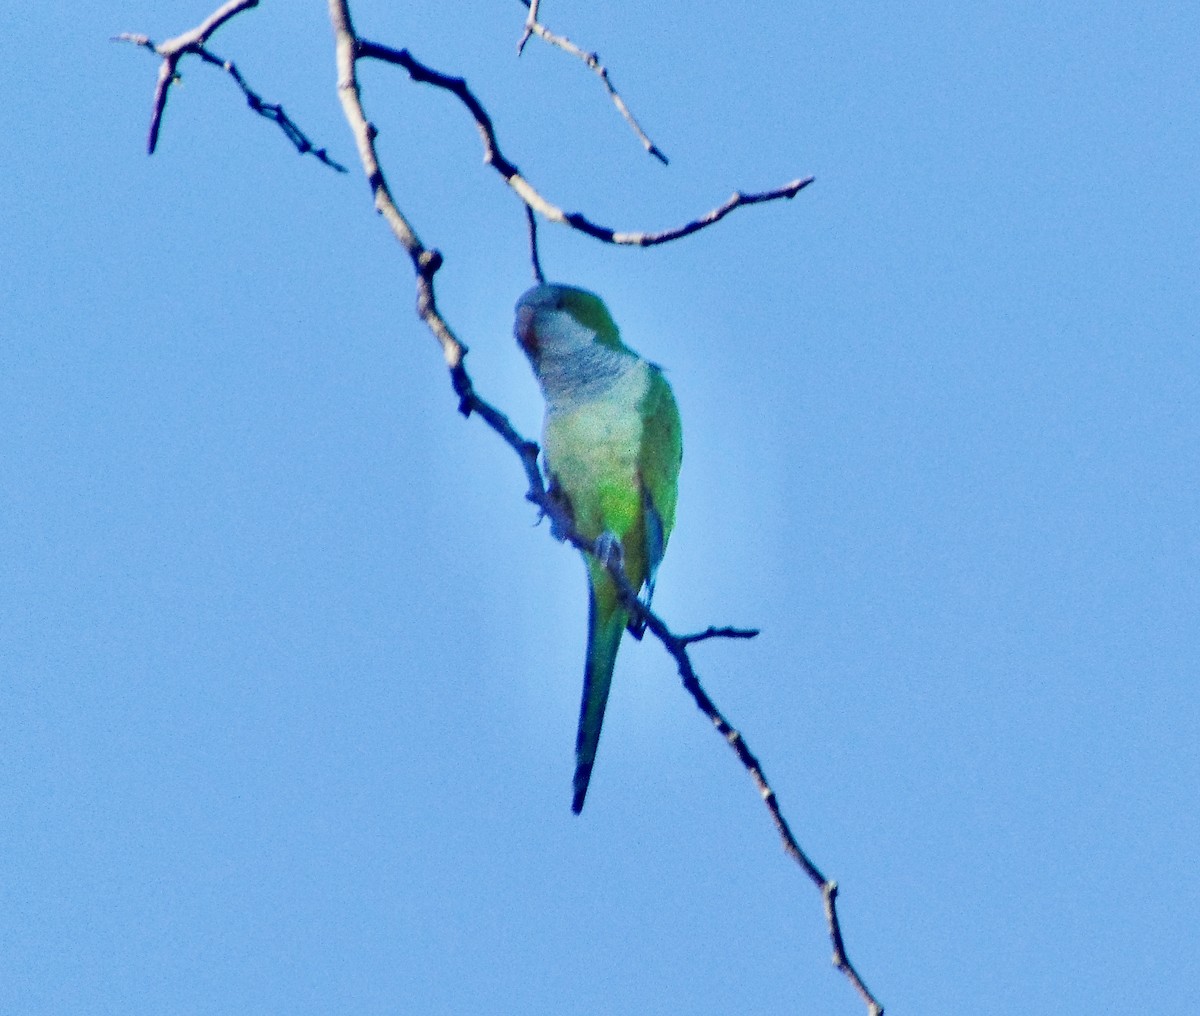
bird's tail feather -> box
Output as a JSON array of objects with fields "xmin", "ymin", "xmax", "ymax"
[{"xmin": 572, "ymin": 574, "xmax": 626, "ymax": 814}]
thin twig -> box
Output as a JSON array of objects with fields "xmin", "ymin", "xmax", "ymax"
[
  {"xmin": 114, "ymin": 0, "xmax": 344, "ymax": 171},
  {"xmin": 680, "ymin": 625, "xmax": 761, "ymax": 646},
  {"xmin": 354, "ymin": 39, "xmax": 812, "ymax": 246},
  {"xmin": 515, "ymin": 0, "xmax": 668, "ymax": 164},
  {"xmin": 191, "ymin": 48, "xmax": 347, "ymax": 171},
  {"xmin": 114, "ymin": 0, "xmax": 260, "ymax": 154},
  {"xmin": 516, "ymin": 0, "xmax": 541, "ymax": 55},
  {"xmin": 526, "ymin": 206, "xmax": 546, "ymax": 284}
]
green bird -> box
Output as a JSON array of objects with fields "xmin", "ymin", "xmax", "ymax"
[{"xmin": 514, "ymin": 283, "xmax": 682, "ymax": 813}]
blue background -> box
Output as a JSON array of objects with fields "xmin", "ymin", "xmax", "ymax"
[{"xmin": 3, "ymin": 3, "xmax": 1197, "ymax": 1013}]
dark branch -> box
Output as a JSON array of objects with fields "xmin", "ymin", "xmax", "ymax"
[
  {"xmin": 114, "ymin": 0, "xmax": 344, "ymax": 171},
  {"xmin": 583, "ymin": 178, "xmax": 816, "ymax": 246},
  {"xmin": 526, "ymin": 206, "xmax": 546, "ymax": 284},
  {"xmin": 191, "ymin": 48, "xmax": 348, "ymax": 171},
  {"xmin": 679, "ymin": 625, "xmax": 761, "ymax": 646}
]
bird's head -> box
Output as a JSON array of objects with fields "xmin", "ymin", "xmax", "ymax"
[{"xmin": 514, "ymin": 284, "xmax": 623, "ymax": 364}]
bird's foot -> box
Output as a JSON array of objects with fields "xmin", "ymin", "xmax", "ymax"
[
  {"xmin": 544, "ymin": 482, "xmax": 573, "ymax": 542},
  {"xmin": 595, "ymin": 533, "xmax": 648, "ymax": 639},
  {"xmin": 594, "ymin": 531, "xmax": 624, "ymax": 570}
]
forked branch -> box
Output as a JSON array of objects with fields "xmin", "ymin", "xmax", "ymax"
[
  {"xmin": 352, "ymin": 38, "xmax": 811, "ymax": 245},
  {"xmin": 114, "ymin": 0, "xmax": 344, "ymax": 170}
]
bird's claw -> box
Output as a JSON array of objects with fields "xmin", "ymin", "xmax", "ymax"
[
  {"xmin": 595, "ymin": 532, "xmax": 647, "ymax": 637},
  {"xmin": 594, "ymin": 531, "xmax": 624, "ymax": 569},
  {"xmin": 543, "ymin": 481, "xmax": 573, "ymax": 542}
]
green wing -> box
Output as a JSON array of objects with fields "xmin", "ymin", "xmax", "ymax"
[{"xmin": 638, "ymin": 365, "xmax": 683, "ymax": 600}]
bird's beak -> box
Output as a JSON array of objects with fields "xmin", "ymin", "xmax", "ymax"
[{"xmin": 515, "ymin": 305, "xmax": 538, "ymax": 356}]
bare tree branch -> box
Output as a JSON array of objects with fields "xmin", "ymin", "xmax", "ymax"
[
  {"xmin": 515, "ymin": 0, "xmax": 542, "ymax": 56},
  {"xmin": 679, "ymin": 625, "xmax": 761, "ymax": 646},
  {"xmin": 328, "ymin": 1, "xmax": 464, "ymax": 369},
  {"xmin": 122, "ymin": 3, "xmax": 873, "ymax": 1011},
  {"xmin": 191, "ymin": 48, "xmax": 347, "ymax": 171},
  {"xmin": 526, "ymin": 206, "xmax": 546, "ymax": 284},
  {"xmin": 115, "ymin": 0, "xmax": 258, "ymax": 153},
  {"xmin": 353, "ymin": 39, "xmax": 812, "ymax": 246},
  {"xmin": 114, "ymin": 0, "xmax": 344, "ymax": 171},
  {"xmin": 120, "ymin": 2, "xmax": 809, "ymax": 244},
  {"xmin": 515, "ymin": 0, "xmax": 668, "ymax": 164}
]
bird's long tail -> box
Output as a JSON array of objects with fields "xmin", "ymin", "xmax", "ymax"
[{"xmin": 573, "ymin": 567, "xmax": 627, "ymax": 814}]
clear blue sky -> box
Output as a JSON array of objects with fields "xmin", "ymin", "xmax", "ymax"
[{"xmin": 3, "ymin": 3, "xmax": 1197, "ymax": 1014}]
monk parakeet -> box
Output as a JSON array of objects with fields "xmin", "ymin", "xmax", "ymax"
[{"xmin": 514, "ymin": 283, "xmax": 682, "ymax": 813}]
